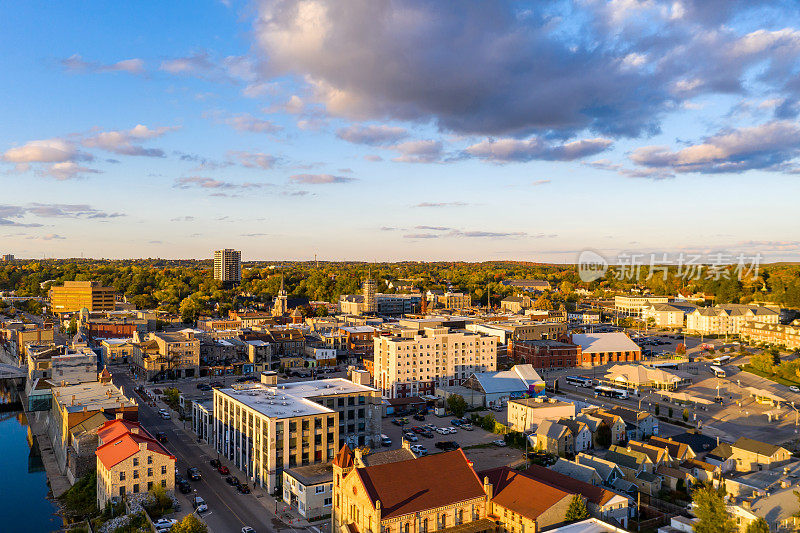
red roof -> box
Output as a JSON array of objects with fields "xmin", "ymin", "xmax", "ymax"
[
  {"xmin": 481, "ymin": 467, "xmax": 572, "ymax": 519},
  {"xmin": 355, "ymin": 449, "xmax": 485, "ymax": 520},
  {"xmin": 97, "ymin": 419, "xmax": 141, "ymax": 445},
  {"xmin": 522, "ymin": 464, "xmax": 619, "ymax": 506},
  {"xmin": 95, "ymin": 421, "xmax": 173, "ymax": 469}
]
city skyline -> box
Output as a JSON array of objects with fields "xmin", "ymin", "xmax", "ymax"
[{"xmin": 3, "ymin": 1, "xmax": 800, "ymax": 262}]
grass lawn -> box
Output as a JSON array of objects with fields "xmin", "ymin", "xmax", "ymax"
[{"xmin": 740, "ymin": 365, "xmax": 800, "ymax": 387}]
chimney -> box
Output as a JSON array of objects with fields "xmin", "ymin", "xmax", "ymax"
[
  {"xmin": 139, "ymin": 442, "xmax": 147, "ymax": 452},
  {"xmin": 130, "ymin": 426, "xmax": 139, "ymax": 434},
  {"xmin": 115, "ymin": 412, "xmax": 123, "ymax": 420},
  {"xmin": 71, "ymin": 395, "xmax": 76, "ymax": 406},
  {"xmin": 483, "ymin": 476, "xmax": 494, "ymax": 500}
]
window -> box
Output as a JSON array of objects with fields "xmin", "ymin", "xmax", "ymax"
[
  {"xmin": 133, "ymin": 458, "xmax": 139, "ymax": 466},
  {"xmin": 133, "ymin": 470, "xmax": 139, "ymax": 479},
  {"xmin": 119, "ymin": 486, "xmax": 125, "ymax": 497},
  {"xmin": 161, "ymin": 465, "xmax": 167, "ymax": 475},
  {"xmin": 133, "ymin": 484, "xmax": 139, "ymax": 493},
  {"xmin": 315, "ymin": 485, "xmax": 326, "ymax": 494},
  {"xmin": 119, "ymin": 472, "xmax": 125, "ymax": 481},
  {"xmin": 324, "ymin": 497, "xmax": 332, "ymax": 507},
  {"xmin": 147, "ymin": 468, "xmax": 153, "ymax": 477},
  {"xmin": 147, "ymin": 455, "xmax": 153, "ymax": 465},
  {"xmin": 161, "ymin": 479, "xmax": 166, "ymax": 488},
  {"xmin": 147, "ymin": 481, "xmax": 153, "ymax": 491}
]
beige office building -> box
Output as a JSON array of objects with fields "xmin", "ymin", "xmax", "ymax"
[
  {"xmin": 214, "ymin": 248, "xmax": 242, "ymax": 284},
  {"xmin": 374, "ymin": 327, "xmax": 497, "ymax": 398},
  {"xmin": 507, "ymin": 398, "xmax": 576, "ymax": 433},
  {"xmin": 49, "ymin": 281, "xmax": 116, "ymax": 314}
]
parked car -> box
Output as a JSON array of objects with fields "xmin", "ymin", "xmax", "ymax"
[
  {"xmin": 192, "ymin": 496, "xmax": 208, "ymax": 513},
  {"xmin": 178, "ymin": 479, "xmax": 192, "ymax": 494},
  {"xmin": 492, "ymin": 439, "xmax": 507, "ymax": 447},
  {"xmin": 391, "ymin": 419, "xmax": 403, "ymax": 426},
  {"xmin": 380, "ymin": 435, "xmax": 392, "ymax": 447},
  {"xmin": 210, "ymin": 380, "xmax": 223, "ymax": 387},
  {"xmin": 218, "ymin": 465, "xmax": 230, "ymax": 475},
  {"xmin": 242, "ymin": 527, "xmax": 256, "ymax": 533},
  {"xmin": 419, "ymin": 430, "xmax": 434, "ymax": 438},
  {"xmin": 446, "ymin": 427, "xmax": 458, "ymax": 434},
  {"xmin": 210, "ymin": 459, "xmax": 221, "ymax": 468},
  {"xmin": 410, "ymin": 444, "xmax": 428, "ymax": 456},
  {"xmin": 227, "ymin": 475, "xmax": 240, "ymax": 487},
  {"xmin": 435, "ymin": 427, "xmax": 449, "ymax": 435},
  {"xmin": 160, "ymin": 411, "xmax": 172, "ymax": 420},
  {"xmin": 413, "ymin": 412, "xmax": 426, "ymax": 421},
  {"xmin": 154, "ymin": 518, "xmax": 178, "ymax": 533},
  {"xmin": 435, "ymin": 441, "xmax": 459, "ymax": 451},
  {"xmin": 187, "ymin": 467, "xmax": 202, "ymax": 481},
  {"xmin": 450, "ymin": 419, "xmax": 462, "ymax": 426},
  {"xmin": 403, "ymin": 432, "xmax": 418, "ymax": 442},
  {"xmin": 198, "ymin": 384, "xmax": 212, "ymax": 391},
  {"xmin": 155, "ymin": 431, "xmax": 168, "ymax": 443},
  {"xmin": 238, "ymin": 483, "xmax": 251, "ymax": 494},
  {"xmin": 790, "ymin": 385, "xmax": 800, "ymax": 393},
  {"xmin": 460, "ymin": 423, "xmax": 474, "ymax": 431}
]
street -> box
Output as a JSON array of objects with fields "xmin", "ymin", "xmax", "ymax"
[{"xmin": 112, "ymin": 368, "xmax": 330, "ymax": 533}]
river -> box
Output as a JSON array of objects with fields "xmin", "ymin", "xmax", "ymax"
[{"xmin": 0, "ymin": 410, "xmax": 62, "ymax": 532}]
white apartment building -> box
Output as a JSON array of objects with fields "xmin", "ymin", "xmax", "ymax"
[
  {"xmin": 373, "ymin": 327, "xmax": 497, "ymax": 398},
  {"xmin": 686, "ymin": 304, "xmax": 780, "ymax": 335},
  {"xmin": 614, "ymin": 296, "xmax": 669, "ymax": 317},
  {"xmin": 213, "ymin": 375, "xmax": 381, "ymax": 492},
  {"xmin": 213, "ymin": 248, "xmax": 242, "ymax": 284}
]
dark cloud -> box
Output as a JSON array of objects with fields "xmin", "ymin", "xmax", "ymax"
[
  {"xmin": 336, "ymin": 124, "xmax": 408, "ymax": 145},
  {"xmin": 629, "ymin": 120, "xmax": 800, "ymax": 174},
  {"xmin": 254, "ymin": 0, "xmax": 800, "ymax": 140},
  {"xmin": 465, "ymin": 137, "xmax": 612, "ymax": 163}
]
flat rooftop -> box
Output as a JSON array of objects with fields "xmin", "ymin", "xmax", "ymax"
[
  {"xmin": 217, "ymin": 385, "xmax": 333, "ymax": 419},
  {"xmin": 274, "ymin": 378, "xmax": 377, "ymax": 397},
  {"xmin": 53, "ymin": 381, "xmax": 136, "ymax": 413}
]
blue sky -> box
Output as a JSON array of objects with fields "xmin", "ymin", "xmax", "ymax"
[{"xmin": 2, "ymin": 0, "xmax": 800, "ymax": 262}]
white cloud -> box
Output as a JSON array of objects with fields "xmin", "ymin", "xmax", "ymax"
[
  {"xmin": 83, "ymin": 125, "xmax": 178, "ymax": 156},
  {"xmin": 465, "ymin": 137, "xmax": 612, "ymax": 163}
]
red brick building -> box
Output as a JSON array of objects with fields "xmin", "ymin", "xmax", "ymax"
[{"xmin": 511, "ymin": 339, "xmax": 582, "ymax": 369}]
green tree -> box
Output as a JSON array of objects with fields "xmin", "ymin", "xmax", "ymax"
[
  {"xmin": 171, "ymin": 514, "xmax": 208, "ymax": 533},
  {"xmin": 683, "ymin": 408, "xmax": 690, "ymax": 422},
  {"xmin": 692, "ymin": 485, "xmax": 736, "ymax": 533},
  {"xmin": 565, "ymin": 494, "xmax": 590, "ymax": 522},
  {"xmin": 744, "ymin": 518, "xmax": 769, "ymax": 533},
  {"xmin": 446, "ymin": 394, "xmax": 467, "ymax": 418},
  {"xmin": 596, "ymin": 423, "xmax": 612, "ymax": 448},
  {"xmin": 66, "ymin": 317, "xmax": 77, "ymax": 336}
]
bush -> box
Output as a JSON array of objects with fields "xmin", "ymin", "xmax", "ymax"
[
  {"xmin": 668, "ymin": 407, "xmax": 673, "ymax": 418},
  {"xmin": 683, "ymin": 408, "xmax": 689, "ymax": 422},
  {"xmin": 60, "ymin": 471, "xmax": 98, "ymax": 520}
]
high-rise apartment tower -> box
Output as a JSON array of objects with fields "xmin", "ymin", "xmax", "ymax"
[{"xmin": 213, "ymin": 249, "xmax": 242, "ymax": 284}]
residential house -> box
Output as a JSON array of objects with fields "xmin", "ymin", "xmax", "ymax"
[
  {"xmin": 283, "ymin": 463, "xmax": 334, "ymax": 519},
  {"xmin": 559, "ymin": 418, "xmax": 592, "ymax": 453},
  {"xmin": 532, "ymin": 420, "xmax": 575, "ymax": 457},
  {"xmin": 575, "ymin": 453, "xmax": 624, "ymax": 488},
  {"xmin": 606, "ymin": 445, "xmax": 661, "ymax": 496},
  {"xmin": 728, "ymin": 437, "xmax": 791, "ymax": 473},
  {"xmin": 550, "ymin": 458, "xmax": 603, "ymax": 486},
  {"xmin": 583, "ymin": 410, "xmax": 626, "ymax": 446},
  {"xmin": 648, "ymin": 436, "xmax": 697, "ymax": 465},
  {"xmin": 606, "ymin": 406, "xmax": 658, "ymax": 441},
  {"xmin": 680, "ymin": 458, "xmax": 720, "ymax": 484},
  {"xmin": 508, "ymin": 398, "xmax": 576, "ymax": 433}
]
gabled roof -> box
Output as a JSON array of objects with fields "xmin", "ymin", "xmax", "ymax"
[
  {"xmin": 626, "ymin": 441, "xmax": 668, "ymax": 465},
  {"xmin": 95, "ymin": 425, "xmax": 173, "ymax": 469},
  {"xmin": 354, "ymin": 449, "xmax": 485, "ymax": 520},
  {"xmin": 665, "ymin": 432, "xmax": 719, "ymax": 455},
  {"xmin": 524, "ymin": 464, "xmax": 620, "ymax": 506},
  {"xmin": 649, "ymin": 436, "xmax": 694, "ymax": 460},
  {"xmin": 469, "ymin": 364, "xmax": 543, "ymax": 394},
  {"xmin": 97, "ymin": 418, "xmax": 141, "ymax": 445},
  {"xmin": 681, "ymin": 458, "xmax": 718, "ymax": 472},
  {"xmin": 732, "ymin": 437, "xmax": 787, "ymax": 458},
  {"xmin": 571, "ymin": 333, "xmax": 640, "ymax": 354},
  {"xmin": 481, "ymin": 466, "xmax": 572, "ymax": 519},
  {"xmin": 607, "ymin": 445, "xmax": 648, "ymax": 471},
  {"xmin": 575, "ymin": 453, "xmax": 623, "ymax": 482},
  {"xmin": 550, "ymin": 459, "xmax": 601, "ymax": 485},
  {"xmin": 536, "ymin": 420, "xmax": 570, "ymax": 440}
]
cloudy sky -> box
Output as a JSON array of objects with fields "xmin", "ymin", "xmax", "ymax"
[{"xmin": 3, "ymin": 0, "xmax": 800, "ymax": 262}]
